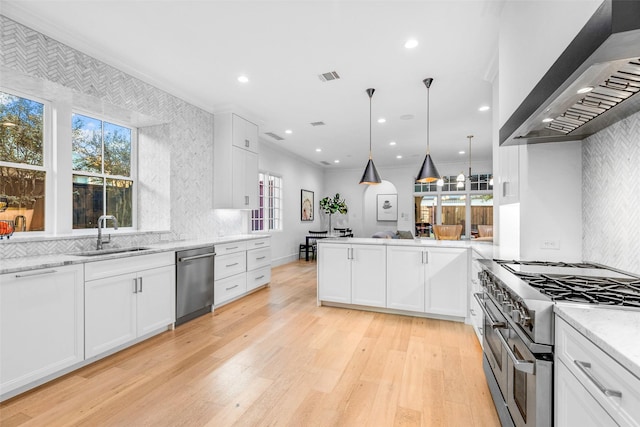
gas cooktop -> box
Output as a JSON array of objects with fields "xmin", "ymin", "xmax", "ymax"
[{"xmin": 495, "ymin": 259, "xmax": 640, "ymax": 308}]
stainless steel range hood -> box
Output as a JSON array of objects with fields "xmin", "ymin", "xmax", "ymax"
[{"xmin": 500, "ymin": 0, "xmax": 640, "ymax": 146}]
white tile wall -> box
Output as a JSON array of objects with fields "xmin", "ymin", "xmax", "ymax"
[{"xmin": 583, "ymin": 110, "xmax": 640, "ymax": 275}]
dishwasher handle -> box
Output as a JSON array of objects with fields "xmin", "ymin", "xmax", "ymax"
[{"xmin": 178, "ymin": 252, "xmax": 216, "ymax": 263}]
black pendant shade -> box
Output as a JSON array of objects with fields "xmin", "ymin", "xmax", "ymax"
[
  {"xmin": 360, "ymin": 157, "xmax": 381, "ymax": 185},
  {"xmin": 416, "ymin": 77, "xmax": 441, "ymax": 183},
  {"xmin": 359, "ymin": 88, "xmax": 382, "ymax": 185}
]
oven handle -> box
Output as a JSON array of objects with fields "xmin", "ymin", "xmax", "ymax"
[
  {"xmin": 473, "ymin": 293, "xmax": 507, "ymax": 329},
  {"xmin": 495, "ymin": 327, "xmax": 536, "ymax": 374}
]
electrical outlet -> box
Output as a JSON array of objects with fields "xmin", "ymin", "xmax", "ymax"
[{"xmin": 541, "ymin": 240, "xmax": 560, "ymax": 250}]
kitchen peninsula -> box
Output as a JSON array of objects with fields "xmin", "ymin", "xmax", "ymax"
[{"xmin": 317, "ymin": 237, "xmax": 492, "ymax": 321}]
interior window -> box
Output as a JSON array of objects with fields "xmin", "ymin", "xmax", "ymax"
[
  {"xmin": 72, "ymin": 113, "xmax": 134, "ymax": 229},
  {"xmin": 0, "ymin": 91, "xmax": 46, "ymax": 232}
]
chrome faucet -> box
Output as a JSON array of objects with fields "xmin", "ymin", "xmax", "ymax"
[{"xmin": 97, "ymin": 215, "xmax": 118, "ymax": 250}]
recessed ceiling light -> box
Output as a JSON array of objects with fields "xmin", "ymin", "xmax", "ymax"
[
  {"xmin": 396, "ymin": 155, "xmax": 403, "ymax": 159},
  {"xmin": 478, "ymin": 105, "xmax": 490, "ymax": 112},
  {"xmin": 377, "ymin": 118, "xmax": 386, "ymax": 123},
  {"xmin": 389, "ymin": 141, "xmax": 396, "ymax": 146},
  {"xmin": 237, "ymin": 75, "xmax": 249, "ymax": 83},
  {"xmin": 404, "ymin": 39, "xmax": 418, "ymax": 49},
  {"xmin": 542, "ymin": 118, "xmax": 554, "ymax": 123},
  {"xmin": 577, "ymin": 86, "xmax": 594, "ymax": 94},
  {"xmin": 315, "ymin": 148, "xmax": 322, "ymax": 152},
  {"xmin": 334, "ymin": 159, "xmax": 340, "ymax": 163},
  {"xmin": 459, "ymin": 151, "xmax": 465, "ymax": 155},
  {"xmin": 285, "ymin": 129, "xmax": 292, "ymax": 134}
]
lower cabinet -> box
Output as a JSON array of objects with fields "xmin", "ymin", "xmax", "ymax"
[
  {"xmin": 0, "ymin": 264, "xmax": 84, "ymax": 398},
  {"xmin": 85, "ymin": 253, "xmax": 175, "ymax": 359},
  {"xmin": 469, "ymin": 249, "xmax": 484, "ymax": 344},
  {"xmin": 317, "ymin": 243, "xmax": 387, "ymax": 307},
  {"xmin": 386, "ymin": 246, "xmax": 468, "ymax": 317}
]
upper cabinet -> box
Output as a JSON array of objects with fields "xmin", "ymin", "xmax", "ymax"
[{"xmin": 214, "ymin": 113, "xmax": 259, "ymax": 209}]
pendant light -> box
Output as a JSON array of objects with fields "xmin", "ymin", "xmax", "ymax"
[
  {"xmin": 359, "ymin": 88, "xmax": 382, "ymax": 185},
  {"xmin": 416, "ymin": 78, "xmax": 440, "ymax": 183},
  {"xmin": 456, "ymin": 135, "xmax": 474, "ymax": 189}
]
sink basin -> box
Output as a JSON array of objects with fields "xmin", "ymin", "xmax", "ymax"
[{"xmin": 73, "ymin": 247, "xmax": 151, "ymax": 257}]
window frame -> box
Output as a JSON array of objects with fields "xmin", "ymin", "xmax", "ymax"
[
  {"xmin": 0, "ymin": 87, "xmax": 53, "ymax": 236},
  {"xmin": 71, "ymin": 109, "xmax": 138, "ymax": 232},
  {"xmin": 251, "ymin": 171, "xmax": 283, "ymax": 233}
]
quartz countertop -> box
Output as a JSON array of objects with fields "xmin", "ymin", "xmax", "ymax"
[
  {"xmin": 0, "ymin": 234, "xmax": 269, "ymax": 275},
  {"xmin": 317, "ymin": 236, "xmax": 495, "ymax": 252},
  {"xmin": 554, "ymin": 304, "xmax": 640, "ymax": 379}
]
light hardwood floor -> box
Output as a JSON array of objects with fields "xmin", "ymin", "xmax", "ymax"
[{"xmin": 1, "ymin": 260, "xmax": 499, "ymax": 427}]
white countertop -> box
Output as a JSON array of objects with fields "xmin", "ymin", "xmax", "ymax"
[
  {"xmin": 317, "ymin": 236, "xmax": 496, "ymax": 252},
  {"xmin": 555, "ymin": 304, "xmax": 640, "ymax": 379},
  {"xmin": 0, "ymin": 234, "xmax": 269, "ymax": 275}
]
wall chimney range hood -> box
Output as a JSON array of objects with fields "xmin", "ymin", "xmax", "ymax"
[{"xmin": 500, "ymin": 0, "xmax": 640, "ymax": 146}]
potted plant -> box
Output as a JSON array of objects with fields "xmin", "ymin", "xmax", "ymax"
[{"xmin": 319, "ymin": 193, "xmax": 348, "ymax": 232}]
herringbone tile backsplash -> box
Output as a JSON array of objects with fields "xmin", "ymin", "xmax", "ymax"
[
  {"xmin": 0, "ymin": 15, "xmax": 246, "ymax": 258},
  {"xmin": 583, "ymin": 110, "xmax": 640, "ymax": 275}
]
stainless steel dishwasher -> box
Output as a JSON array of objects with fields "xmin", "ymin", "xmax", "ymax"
[{"xmin": 175, "ymin": 246, "xmax": 216, "ymax": 326}]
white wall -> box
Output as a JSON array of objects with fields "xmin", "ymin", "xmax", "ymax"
[
  {"xmin": 499, "ymin": 0, "xmax": 602, "ymax": 126},
  {"xmin": 258, "ymin": 140, "xmax": 325, "ymax": 266}
]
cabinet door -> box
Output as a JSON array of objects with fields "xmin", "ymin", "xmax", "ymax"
[
  {"xmin": 317, "ymin": 243, "xmax": 351, "ymax": 303},
  {"xmin": 232, "ymin": 114, "xmax": 258, "ymax": 154},
  {"xmin": 137, "ymin": 265, "xmax": 176, "ymax": 337},
  {"xmin": 85, "ymin": 273, "xmax": 137, "ymax": 359},
  {"xmin": 214, "ymin": 273, "xmax": 247, "ymax": 306},
  {"xmin": 351, "ymin": 245, "xmax": 386, "ymax": 307},
  {"xmin": 1, "ymin": 265, "xmax": 84, "ymax": 395},
  {"xmin": 498, "ymin": 145, "xmax": 520, "ymax": 205},
  {"xmin": 425, "ymin": 248, "xmax": 468, "ymax": 317},
  {"xmin": 555, "ymin": 360, "xmax": 616, "ymax": 427},
  {"xmin": 231, "ymin": 147, "xmax": 258, "ymax": 209},
  {"xmin": 386, "ymin": 246, "xmax": 425, "ymax": 312}
]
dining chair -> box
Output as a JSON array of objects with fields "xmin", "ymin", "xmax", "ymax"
[{"xmin": 433, "ymin": 224, "xmax": 463, "ymax": 240}]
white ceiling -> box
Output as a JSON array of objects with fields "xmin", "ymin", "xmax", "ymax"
[{"xmin": 1, "ymin": 0, "xmax": 502, "ymax": 171}]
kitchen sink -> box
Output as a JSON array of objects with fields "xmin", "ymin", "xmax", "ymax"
[{"xmin": 73, "ymin": 247, "xmax": 151, "ymax": 256}]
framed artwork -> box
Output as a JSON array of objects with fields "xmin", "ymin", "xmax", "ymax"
[
  {"xmin": 301, "ymin": 189, "xmax": 314, "ymax": 221},
  {"xmin": 377, "ymin": 194, "xmax": 398, "ymax": 221}
]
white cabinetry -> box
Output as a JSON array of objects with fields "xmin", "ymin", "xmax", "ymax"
[
  {"xmin": 214, "ymin": 238, "xmax": 271, "ymax": 306},
  {"xmin": 555, "ymin": 317, "xmax": 640, "ymax": 427},
  {"xmin": 498, "ymin": 145, "xmax": 520, "ymax": 205},
  {"xmin": 386, "ymin": 246, "xmax": 468, "ymax": 317},
  {"xmin": 84, "ymin": 252, "xmax": 175, "ymax": 359},
  {"xmin": 317, "ymin": 243, "xmax": 386, "ymax": 307},
  {"xmin": 214, "ymin": 112, "xmax": 259, "ymax": 209},
  {"xmin": 1, "ymin": 265, "xmax": 84, "ymax": 398},
  {"xmin": 469, "ymin": 249, "xmax": 485, "ymax": 344}
]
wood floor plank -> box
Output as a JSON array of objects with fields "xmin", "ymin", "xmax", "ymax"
[{"xmin": 0, "ymin": 259, "xmax": 500, "ymax": 427}]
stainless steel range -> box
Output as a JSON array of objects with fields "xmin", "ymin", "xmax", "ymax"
[{"xmin": 474, "ymin": 259, "xmax": 640, "ymax": 427}]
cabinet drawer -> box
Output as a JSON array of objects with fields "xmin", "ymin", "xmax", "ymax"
[
  {"xmin": 247, "ymin": 247, "xmax": 271, "ymax": 271},
  {"xmin": 247, "ymin": 238, "xmax": 270, "ymax": 250},
  {"xmin": 247, "ymin": 266, "xmax": 270, "ymax": 291},
  {"xmin": 215, "ymin": 273, "xmax": 246, "ymax": 305},
  {"xmin": 556, "ymin": 317, "xmax": 640, "ymax": 426},
  {"xmin": 85, "ymin": 252, "xmax": 174, "ymax": 282},
  {"xmin": 214, "ymin": 252, "xmax": 246, "ymax": 280},
  {"xmin": 215, "ymin": 241, "xmax": 247, "ymax": 255}
]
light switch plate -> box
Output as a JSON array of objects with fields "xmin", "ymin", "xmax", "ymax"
[{"xmin": 541, "ymin": 239, "xmax": 560, "ymax": 250}]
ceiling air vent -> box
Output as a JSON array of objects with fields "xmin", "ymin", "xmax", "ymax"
[
  {"xmin": 310, "ymin": 121, "xmax": 326, "ymax": 127},
  {"xmin": 264, "ymin": 132, "xmax": 284, "ymax": 141},
  {"xmin": 320, "ymin": 161, "xmax": 332, "ymax": 166},
  {"xmin": 318, "ymin": 71, "xmax": 340, "ymax": 82}
]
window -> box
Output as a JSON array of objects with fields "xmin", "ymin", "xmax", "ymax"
[
  {"xmin": 72, "ymin": 113, "xmax": 135, "ymax": 229},
  {"xmin": 0, "ymin": 91, "xmax": 46, "ymax": 232},
  {"xmin": 251, "ymin": 172, "xmax": 282, "ymax": 232},
  {"xmin": 471, "ymin": 194, "xmax": 493, "ymax": 237},
  {"xmin": 441, "ymin": 195, "xmax": 467, "ymax": 228}
]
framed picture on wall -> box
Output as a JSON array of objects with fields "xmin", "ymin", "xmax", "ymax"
[
  {"xmin": 377, "ymin": 194, "xmax": 398, "ymax": 221},
  {"xmin": 301, "ymin": 189, "xmax": 314, "ymax": 221}
]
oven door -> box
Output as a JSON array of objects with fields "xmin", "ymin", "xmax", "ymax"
[
  {"xmin": 474, "ymin": 293, "xmax": 509, "ymax": 398},
  {"xmin": 498, "ymin": 327, "xmax": 553, "ymax": 427}
]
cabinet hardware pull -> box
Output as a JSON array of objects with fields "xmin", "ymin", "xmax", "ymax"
[
  {"xmin": 574, "ymin": 360, "xmax": 622, "ymax": 398},
  {"xmin": 245, "ymin": 139, "xmax": 250, "ymax": 147},
  {"xmin": 470, "ymin": 308, "xmax": 476, "ymax": 315},
  {"xmin": 226, "ymin": 284, "xmax": 239, "ymax": 291},
  {"xmin": 15, "ymin": 269, "xmax": 57, "ymax": 278},
  {"xmin": 255, "ymin": 275, "xmax": 265, "ymax": 280},
  {"xmin": 139, "ymin": 277, "xmax": 143, "ymax": 293},
  {"xmin": 245, "ymin": 196, "xmax": 249, "ymax": 205},
  {"xmin": 226, "ymin": 262, "xmax": 239, "ymax": 267},
  {"xmin": 226, "ymin": 246, "xmax": 238, "ymax": 250},
  {"xmin": 133, "ymin": 278, "xmax": 138, "ymax": 294},
  {"xmin": 256, "ymin": 256, "xmax": 266, "ymax": 260},
  {"xmin": 255, "ymin": 242, "xmax": 265, "ymax": 245},
  {"xmin": 495, "ymin": 325, "xmax": 535, "ymax": 374}
]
